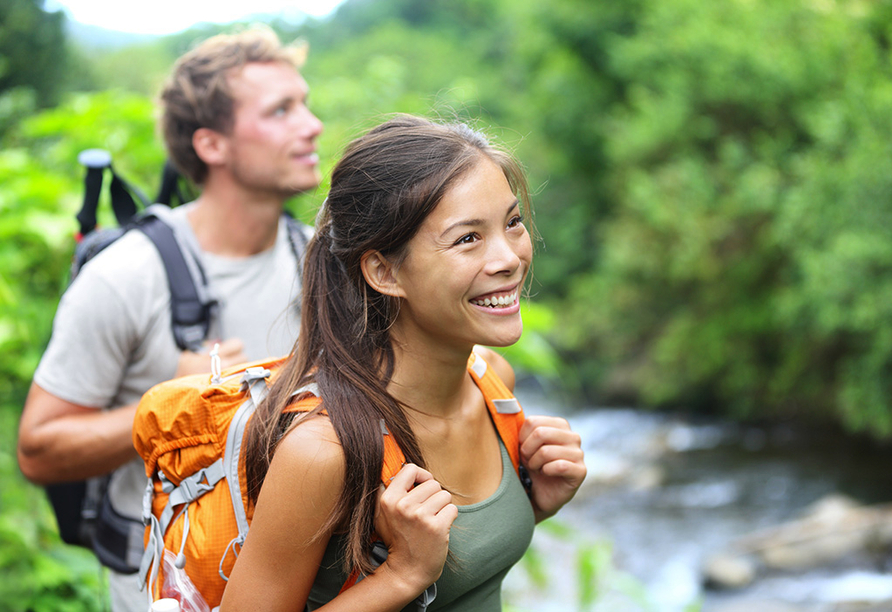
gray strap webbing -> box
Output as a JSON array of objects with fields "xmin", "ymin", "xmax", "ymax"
[
  {"xmin": 492, "ymin": 398, "xmax": 521, "ymax": 414},
  {"xmin": 137, "ymin": 460, "xmax": 225, "ymax": 591},
  {"xmin": 241, "ymin": 366, "xmax": 272, "ymax": 407},
  {"xmin": 219, "ymin": 391, "xmax": 262, "ymax": 581},
  {"xmin": 470, "ymin": 354, "xmax": 487, "ymax": 379},
  {"xmin": 289, "ymin": 382, "xmax": 320, "ymax": 399}
]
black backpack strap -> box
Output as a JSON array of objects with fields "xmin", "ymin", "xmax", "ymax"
[
  {"xmin": 108, "ymin": 166, "xmax": 148, "ymax": 224},
  {"xmin": 76, "ymin": 165, "xmax": 104, "ymax": 239},
  {"xmin": 154, "ymin": 160, "xmax": 186, "ymax": 207},
  {"xmin": 137, "ymin": 209, "xmax": 216, "ymax": 352}
]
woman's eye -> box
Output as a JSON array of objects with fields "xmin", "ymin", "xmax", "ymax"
[
  {"xmin": 508, "ymin": 214, "xmax": 524, "ymax": 228},
  {"xmin": 455, "ymin": 233, "xmax": 478, "ymax": 245}
]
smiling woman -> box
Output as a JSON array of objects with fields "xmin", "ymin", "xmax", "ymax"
[
  {"xmin": 217, "ymin": 114, "xmax": 587, "ymax": 612},
  {"xmin": 44, "ymin": 0, "xmax": 347, "ymax": 35}
]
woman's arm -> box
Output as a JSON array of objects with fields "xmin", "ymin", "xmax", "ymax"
[
  {"xmin": 221, "ymin": 418, "xmax": 457, "ymax": 612},
  {"xmin": 220, "ymin": 416, "xmax": 343, "ymax": 611}
]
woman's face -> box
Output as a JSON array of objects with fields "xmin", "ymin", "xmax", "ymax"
[{"xmin": 389, "ymin": 156, "xmax": 533, "ymax": 352}]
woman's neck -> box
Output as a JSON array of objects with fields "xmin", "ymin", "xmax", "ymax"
[{"xmin": 387, "ymin": 340, "xmax": 473, "ymax": 421}]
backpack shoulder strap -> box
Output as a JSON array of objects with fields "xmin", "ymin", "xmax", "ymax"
[
  {"xmin": 466, "ymin": 352, "xmax": 526, "ymax": 476},
  {"xmin": 135, "ymin": 206, "xmax": 216, "ymax": 352},
  {"xmin": 283, "ymin": 213, "xmax": 313, "ymax": 267}
]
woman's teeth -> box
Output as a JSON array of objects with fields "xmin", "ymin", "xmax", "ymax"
[{"xmin": 470, "ymin": 291, "xmax": 517, "ymax": 308}]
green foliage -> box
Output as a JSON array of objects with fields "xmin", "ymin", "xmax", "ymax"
[
  {"xmin": 0, "ymin": 91, "xmax": 166, "ymax": 611},
  {"xmin": 0, "ymin": 407, "xmax": 103, "ymax": 612},
  {"xmin": 557, "ymin": 0, "xmax": 892, "ymax": 435}
]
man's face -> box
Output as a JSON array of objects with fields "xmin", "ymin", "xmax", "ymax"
[{"xmin": 222, "ymin": 61, "xmax": 323, "ymax": 198}]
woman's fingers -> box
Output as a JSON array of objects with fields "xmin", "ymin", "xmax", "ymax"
[
  {"xmin": 374, "ymin": 464, "xmax": 457, "ymax": 589},
  {"xmin": 518, "ymin": 415, "xmax": 587, "ymax": 521},
  {"xmin": 377, "ymin": 464, "xmax": 457, "ymax": 531},
  {"xmin": 519, "ymin": 416, "xmax": 583, "ymax": 470}
]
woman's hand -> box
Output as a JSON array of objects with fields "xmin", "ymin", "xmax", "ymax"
[
  {"xmin": 374, "ymin": 464, "xmax": 458, "ymax": 594},
  {"xmin": 519, "ymin": 415, "xmax": 587, "ymax": 522}
]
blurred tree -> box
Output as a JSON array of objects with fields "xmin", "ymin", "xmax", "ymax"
[
  {"xmin": 560, "ymin": 0, "xmax": 892, "ymax": 435},
  {"xmin": 0, "ymin": 0, "xmax": 67, "ymax": 107}
]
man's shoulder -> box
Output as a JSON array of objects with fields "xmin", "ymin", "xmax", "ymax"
[{"xmin": 71, "ymin": 227, "xmax": 167, "ymax": 294}]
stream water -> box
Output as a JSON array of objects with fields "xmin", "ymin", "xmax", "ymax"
[{"xmin": 502, "ymin": 380, "xmax": 892, "ymax": 611}]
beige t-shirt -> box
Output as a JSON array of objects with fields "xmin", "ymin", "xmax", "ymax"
[{"xmin": 35, "ymin": 203, "xmax": 304, "ymax": 521}]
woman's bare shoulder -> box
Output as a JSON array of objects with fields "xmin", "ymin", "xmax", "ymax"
[{"xmin": 271, "ymin": 414, "xmax": 344, "ymax": 483}]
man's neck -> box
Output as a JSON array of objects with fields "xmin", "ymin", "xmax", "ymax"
[{"xmin": 187, "ymin": 183, "xmax": 285, "ymax": 257}]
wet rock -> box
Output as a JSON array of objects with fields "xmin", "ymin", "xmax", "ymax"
[
  {"xmin": 738, "ymin": 494, "xmax": 888, "ymax": 572},
  {"xmin": 703, "ymin": 552, "xmax": 757, "ymax": 589},
  {"xmin": 627, "ymin": 463, "xmax": 664, "ymax": 491},
  {"xmin": 703, "ymin": 494, "xmax": 892, "ymax": 594},
  {"xmin": 707, "ymin": 600, "xmax": 808, "ymax": 612}
]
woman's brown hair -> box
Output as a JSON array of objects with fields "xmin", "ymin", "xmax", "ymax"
[{"xmin": 244, "ymin": 114, "xmax": 533, "ymax": 576}]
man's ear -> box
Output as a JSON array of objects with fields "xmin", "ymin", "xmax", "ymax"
[
  {"xmin": 192, "ymin": 127, "xmax": 228, "ymax": 166},
  {"xmin": 361, "ymin": 250, "xmax": 404, "ymax": 298}
]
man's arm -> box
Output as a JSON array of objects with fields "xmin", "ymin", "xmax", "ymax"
[
  {"xmin": 17, "ymin": 383, "xmax": 138, "ymax": 485},
  {"xmin": 17, "ymin": 336, "xmax": 252, "ymax": 485}
]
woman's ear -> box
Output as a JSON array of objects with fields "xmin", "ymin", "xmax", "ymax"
[
  {"xmin": 193, "ymin": 127, "xmax": 228, "ymax": 166},
  {"xmin": 361, "ymin": 250, "xmax": 404, "ymax": 298}
]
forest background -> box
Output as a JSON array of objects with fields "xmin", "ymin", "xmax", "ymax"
[{"xmin": 3, "ymin": 0, "xmax": 892, "ymax": 609}]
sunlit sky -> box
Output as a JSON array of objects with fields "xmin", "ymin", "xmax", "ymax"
[{"xmin": 44, "ymin": 0, "xmax": 348, "ymax": 35}]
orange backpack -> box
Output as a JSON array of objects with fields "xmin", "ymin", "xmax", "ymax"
[{"xmin": 133, "ymin": 351, "xmax": 526, "ymax": 609}]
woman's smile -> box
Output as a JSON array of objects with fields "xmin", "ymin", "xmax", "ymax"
[{"xmin": 469, "ymin": 288, "xmax": 520, "ymax": 312}]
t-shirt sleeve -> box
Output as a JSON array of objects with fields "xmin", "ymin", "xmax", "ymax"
[{"xmin": 34, "ymin": 257, "xmax": 146, "ymax": 409}]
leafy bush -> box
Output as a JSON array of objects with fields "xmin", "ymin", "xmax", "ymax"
[{"xmin": 559, "ymin": 0, "xmax": 892, "ymax": 434}]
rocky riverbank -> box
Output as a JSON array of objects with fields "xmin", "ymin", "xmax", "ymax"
[{"xmin": 505, "ymin": 387, "xmax": 892, "ymax": 611}]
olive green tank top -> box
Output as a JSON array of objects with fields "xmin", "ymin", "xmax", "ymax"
[{"xmin": 306, "ymin": 440, "xmax": 536, "ymax": 611}]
